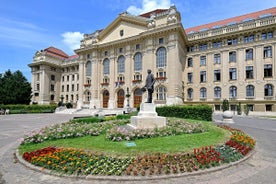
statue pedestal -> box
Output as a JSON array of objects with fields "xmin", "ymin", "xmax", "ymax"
[{"xmin": 129, "ymin": 103, "xmax": 166, "ymax": 129}]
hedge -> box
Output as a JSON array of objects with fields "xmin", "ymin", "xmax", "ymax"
[
  {"xmin": 156, "ymin": 105, "xmax": 212, "ymax": 121},
  {"xmin": 0, "ymin": 104, "xmax": 57, "ymax": 114}
]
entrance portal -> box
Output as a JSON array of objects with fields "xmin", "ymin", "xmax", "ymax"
[
  {"xmin": 134, "ymin": 88, "xmax": 142, "ymax": 107},
  {"xmin": 103, "ymin": 90, "xmax": 109, "ymax": 108},
  {"xmin": 117, "ymin": 89, "xmax": 125, "ymax": 108}
]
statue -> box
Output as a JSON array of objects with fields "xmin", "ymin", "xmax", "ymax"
[{"xmin": 142, "ymin": 69, "xmax": 155, "ymax": 103}]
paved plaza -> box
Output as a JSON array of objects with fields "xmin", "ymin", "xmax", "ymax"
[{"xmin": 0, "ymin": 113, "xmax": 275, "ymax": 184}]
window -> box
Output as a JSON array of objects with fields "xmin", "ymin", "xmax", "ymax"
[
  {"xmin": 134, "ymin": 52, "xmax": 142, "ymax": 71},
  {"xmin": 36, "ymin": 83, "xmax": 40, "ymax": 91},
  {"xmin": 156, "ymin": 70, "xmax": 166, "ymax": 78},
  {"xmin": 200, "ymin": 87, "xmax": 207, "ymax": 98},
  {"xmin": 187, "ymin": 58, "xmax": 193, "ymax": 67},
  {"xmin": 212, "ymin": 41, "xmax": 222, "ymax": 48},
  {"xmin": 62, "ymin": 76, "xmax": 64, "ymax": 82},
  {"xmin": 200, "ymin": 56, "xmax": 206, "ymax": 66},
  {"xmin": 229, "ymin": 51, "xmax": 236, "ymax": 62},
  {"xmin": 67, "ymin": 85, "xmax": 69, "ymax": 92},
  {"xmin": 50, "ymin": 84, "xmax": 54, "ymax": 91},
  {"xmin": 264, "ymin": 64, "xmax": 272, "ymax": 77},
  {"xmin": 119, "ymin": 48, "xmax": 123, "ymax": 53},
  {"xmin": 50, "ymin": 75, "xmax": 55, "ymax": 81},
  {"xmin": 187, "ymin": 73, "xmax": 193, "ymax": 83},
  {"xmin": 264, "ymin": 46, "xmax": 272, "ymax": 58},
  {"xmin": 199, "ymin": 44, "xmax": 208, "ymax": 51},
  {"xmin": 214, "ymin": 70, "xmax": 221, "ymax": 81},
  {"xmin": 72, "ymin": 74, "xmax": 75, "ymax": 81},
  {"xmin": 71, "ymin": 84, "xmax": 74, "ymax": 91},
  {"xmin": 77, "ymin": 84, "xmax": 79, "ymax": 91},
  {"xmin": 246, "ymin": 49, "xmax": 253, "ymax": 60},
  {"xmin": 87, "ymin": 54, "xmax": 91, "ymax": 59},
  {"xmin": 133, "ymin": 73, "xmax": 142, "ymax": 81},
  {"xmin": 117, "ymin": 56, "xmax": 125, "ymax": 73},
  {"xmin": 156, "ymin": 47, "xmax": 167, "ymax": 68},
  {"xmin": 159, "ymin": 38, "xmax": 164, "ymax": 44},
  {"xmin": 156, "ymin": 86, "xmax": 166, "ymax": 100},
  {"xmin": 86, "ymin": 61, "xmax": 92, "ymax": 76},
  {"xmin": 214, "ymin": 87, "xmax": 221, "ymax": 98},
  {"xmin": 104, "ymin": 51, "xmax": 108, "ymax": 56},
  {"xmin": 229, "ymin": 86, "xmax": 237, "ymax": 98},
  {"xmin": 136, "ymin": 44, "xmax": 140, "ymax": 50},
  {"xmin": 187, "ymin": 88, "xmax": 193, "ymax": 99},
  {"xmin": 215, "ymin": 105, "xmax": 221, "ymax": 111},
  {"xmin": 51, "ymin": 95, "xmax": 54, "ymax": 101},
  {"xmin": 67, "ymin": 75, "xmax": 69, "ymax": 81},
  {"xmin": 265, "ymin": 84, "xmax": 273, "ymax": 96},
  {"xmin": 214, "ymin": 54, "xmax": 221, "ymax": 64},
  {"xmin": 200, "ymin": 71, "xmax": 206, "ymax": 82},
  {"xmin": 262, "ymin": 32, "xmax": 273, "ymax": 40},
  {"xmin": 62, "ymin": 85, "xmax": 64, "ymax": 92},
  {"xmin": 246, "ymin": 66, "xmax": 254, "ymax": 79},
  {"xmin": 227, "ymin": 38, "xmax": 237, "ymax": 45},
  {"xmin": 103, "ymin": 58, "xmax": 110, "ymax": 75},
  {"xmin": 244, "ymin": 35, "xmax": 254, "ymax": 43},
  {"xmin": 229, "ymin": 68, "xmax": 237, "ymax": 80},
  {"xmin": 266, "ymin": 105, "xmax": 273, "ymax": 111},
  {"xmin": 246, "ymin": 85, "xmax": 255, "ymax": 97}
]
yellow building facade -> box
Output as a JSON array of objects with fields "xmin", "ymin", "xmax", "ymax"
[{"xmin": 29, "ymin": 6, "xmax": 276, "ymax": 112}]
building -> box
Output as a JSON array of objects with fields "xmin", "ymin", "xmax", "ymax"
[{"xmin": 29, "ymin": 6, "xmax": 276, "ymax": 112}]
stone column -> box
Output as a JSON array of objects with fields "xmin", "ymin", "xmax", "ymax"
[{"xmin": 77, "ymin": 58, "xmax": 84, "ymax": 109}]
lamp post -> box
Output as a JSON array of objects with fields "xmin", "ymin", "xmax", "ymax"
[{"xmin": 126, "ymin": 87, "xmax": 131, "ymax": 113}]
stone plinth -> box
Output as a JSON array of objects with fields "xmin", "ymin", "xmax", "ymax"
[
  {"xmin": 222, "ymin": 110, "xmax": 235, "ymax": 124},
  {"xmin": 129, "ymin": 103, "xmax": 166, "ymax": 129}
]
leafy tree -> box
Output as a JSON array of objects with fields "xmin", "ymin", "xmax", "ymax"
[
  {"xmin": 0, "ymin": 70, "xmax": 32, "ymax": 104},
  {"xmin": 222, "ymin": 99, "xmax": 229, "ymax": 111},
  {"xmin": 237, "ymin": 102, "xmax": 242, "ymax": 115}
]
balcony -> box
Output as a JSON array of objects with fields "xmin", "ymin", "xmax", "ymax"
[
  {"xmin": 132, "ymin": 79, "xmax": 142, "ymax": 83},
  {"xmin": 100, "ymin": 82, "xmax": 109, "ymax": 86},
  {"xmin": 155, "ymin": 77, "xmax": 167, "ymax": 81},
  {"xmin": 83, "ymin": 84, "xmax": 91, "ymax": 87}
]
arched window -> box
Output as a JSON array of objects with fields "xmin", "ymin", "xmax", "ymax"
[
  {"xmin": 117, "ymin": 55, "xmax": 125, "ymax": 73},
  {"xmin": 103, "ymin": 58, "xmax": 110, "ymax": 75},
  {"xmin": 187, "ymin": 88, "xmax": 193, "ymax": 99},
  {"xmin": 200, "ymin": 87, "xmax": 207, "ymax": 98},
  {"xmin": 264, "ymin": 84, "xmax": 273, "ymax": 96},
  {"xmin": 156, "ymin": 47, "xmax": 167, "ymax": 68},
  {"xmin": 229, "ymin": 86, "xmax": 237, "ymax": 98},
  {"xmin": 86, "ymin": 61, "xmax": 92, "ymax": 76},
  {"xmin": 156, "ymin": 86, "xmax": 166, "ymax": 100},
  {"xmin": 214, "ymin": 87, "xmax": 221, "ymax": 98},
  {"xmin": 246, "ymin": 85, "xmax": 255, "ymax": 97},
  {"xmin": 134, "ymin": 52, "xmax": 142, "ymax": 71}
]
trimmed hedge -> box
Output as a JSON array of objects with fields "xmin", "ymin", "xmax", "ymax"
[
  {"xmin": 0, "ymin": 104, "xmax": 57, "ymax": 114},
  {"xmin": 156, "ymin": 105, "xmax": 212, "ymax": 121}
]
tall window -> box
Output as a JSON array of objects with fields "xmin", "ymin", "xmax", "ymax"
[
  {"xmin": 227, "ymin": 38, "xmax": 238, "ymax": 45},
  {"xmin": 199, "ymin": 44, "xmax": 208, "ymax": 51},
  {"xmin": 200, "ymin": 87, "xmax": 207, "ymax": 98},
  {"xmin": 264, "ymin": 46, "xmax": 272, "ymax": 58},
  {"xmin": 187, "ymin": 58, "xmax": 193, "ymax": 67},
  {"xmin": 187, "ymin": 88, "xmax": 193, "ymax": 99},
  {"xmin": 200, "ymin": 56, "xmax": 206, "ymax": 66},
  {"xmin": 264, "ymin": 64, "xmax": 273, "ymax": 77},
  {"xmin": 117, "ymin": 55, "xmax": 125, "ymax": 73},
  {"xmin": 214, "ymin": 87, "xmax": 221, "ymax": 98},
  {"xmin": 200, "ymin": 71, "xmax": 206, "ymax": 82},
  {"xmin": 156, "ymin": 47, "xmax": 167, "ymax": 68},
  {"xmin": 51, "ymin": 75, "xmax": 55, "ymax": 81},
  {"xmin": 264, "ymin": 84, "xmax": 273, "ymax": 96},
  {"xmin": 246, "ymin": 49, "xmax": 253, "ymax": 60},
  {"xmin": 86, "ymin": 61, "xmax": 92, "ymax": 76},
  {"xmin": 229, "ymin": 68, "xmax": 237, "ymax": 80},
  {"xmin": 212, "ymin": 41, "xmax": 222, "ymax": 48},
  {"xmin": 156, "ymin": 86, "xmax": 166, "ymax": 100},
  {"xmin": 103, "ymin": 58, "xmax": 110, "ymax": 75},
  {"xmin": 134, "ymin": 52, "xmax": 142, "ymax": 71},
  {"xmin": 187, "ymin": 73, "xmax": 193, "ymax": 83},
  {"xmin": 246, "ymin": 66, "xmax": 254, "ymax": 79},
  {"xmin": 262, "ymin": 32, "xmax": 273, "ymax": 40},
  {"xmin": 214, "ymin": 54, "xmax": 221, "ymax": 64},
  {"xmin": 229, "ymin": 51, "xmax": 236, "ymax": 62},
  {"xmin": 246, "ymin": 85, "xmax": 255, "ymax": 97},
  {"xmin": 229, "ymin": 86, "xmax": 237, "ymax": 98},
  {"xmin": 214, "ymin": 70, "xmax": 221, "ymax": 81}
]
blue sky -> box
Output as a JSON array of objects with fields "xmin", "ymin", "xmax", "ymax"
[{"xmin": 1, "ymin": 0, "xmax": 276, "ymax": 82}]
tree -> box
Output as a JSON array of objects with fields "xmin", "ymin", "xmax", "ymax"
[
  {"xmin": 237, "ymin": 102, "xmax": 242, "ymax": 115},
  {"xmin": 0, "ymin": 70, "xmax": 32, "ymax": 104},
  {"xmin": 222, "ymin": 99, "xmax": 229, "ymax": 111}
]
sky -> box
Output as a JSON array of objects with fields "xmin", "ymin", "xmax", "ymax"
[{"xmin": 1, "ymin": 0, "xmax": 276, "ymax": 82}]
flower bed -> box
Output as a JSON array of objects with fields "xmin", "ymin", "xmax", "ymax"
[{"xmin": 21, "ymin": 124, "xmax": 255, "ymax": 177}]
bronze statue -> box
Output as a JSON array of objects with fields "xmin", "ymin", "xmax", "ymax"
[{"xmin": 142, "ymin": 69, "xmax": 155, "ymax": 103}]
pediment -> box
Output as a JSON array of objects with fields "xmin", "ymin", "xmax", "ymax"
[{"xmin": 98, "ymin": 14, "xmax": 148, "ymax": 44}]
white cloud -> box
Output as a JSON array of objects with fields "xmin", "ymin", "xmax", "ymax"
[
  {"xmin": 127, "ymin": 0, "xmax": 171, "ymax": 15},
  {"xmin": 61, "ymin": 31, "xmax": 83, "ymax": 51}
]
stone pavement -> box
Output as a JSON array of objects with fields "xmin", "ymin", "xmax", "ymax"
[{"xmin": 0, "ymin": 113, "xmax": 275, "ymax": 184}]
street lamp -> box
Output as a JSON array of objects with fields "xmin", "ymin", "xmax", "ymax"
[{"xmin": 126, "ymin": 87, "xmax": 131, "ymax": 113}]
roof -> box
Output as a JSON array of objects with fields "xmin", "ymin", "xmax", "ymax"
[
  {"xmin": 185, "ymin": 7, "xmax": 276, "ymax": 33},
  {"xmin": 44, "ymin": 46, "xmax": 69, "ymax": 59},
  {"xmin": 140, "ymin": 9, "xmax": 169, "ymax": 18}
]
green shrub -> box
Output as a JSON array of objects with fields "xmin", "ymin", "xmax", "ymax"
[
  {"xmin": 222, "ymin": 99, "xmax": 229, "ymax": 112},
  {"xmin": 156, "ymin": 105, "xmax": 212, "ymax": 121},
  {"xmin": 0, "ymin": 104, "xmax": 57, "ymax": 114}
]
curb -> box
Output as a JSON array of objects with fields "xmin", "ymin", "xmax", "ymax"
[{"xmin": 15, "ymin": 148, "xmax": 255, "ymax": 181}]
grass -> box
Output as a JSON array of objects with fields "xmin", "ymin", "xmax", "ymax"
[{"xmin": 19, "ymin": 122, "xmax": 230, "ymax": 156}]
